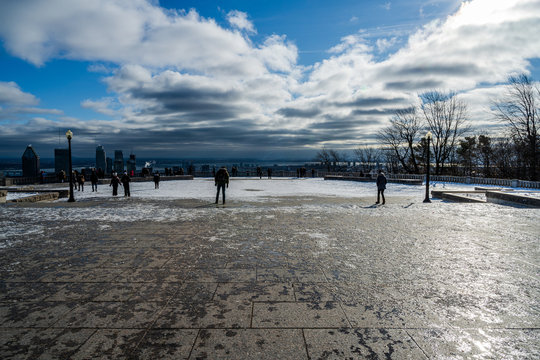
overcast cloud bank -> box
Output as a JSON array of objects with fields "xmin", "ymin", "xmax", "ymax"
[{"xmin": 0, "ymin": 0, "xmax": 539, "ymax": 158}]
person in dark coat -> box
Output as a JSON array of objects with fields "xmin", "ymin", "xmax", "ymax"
[
  {"xmin": 376, "ymin": 170, "xmax": 387, "ymax": 205},
  {"xmin": 77, "ymin": 170, "xmax": 85, "ymax": 191},
  {"xmin": 153, "ymin": 171, "xmax": 160, "ymax": 189},
  {"xmin": 267, "ymin": 168, "xmax": 272, "ymax": 179},
  {"xmin": 110, "ymin": 172, "xmax": 121, "ymax": 196},
  {"xmin": 90, "ymin": 169, "xmax": 99, "ymax": 192},
  {"xmin": 121, "ymin": 171, "xmax": 131, "ymax": 197},
  {"xmin": 214, "ymin": 166, "xmax": 229, "ymax": 204}
]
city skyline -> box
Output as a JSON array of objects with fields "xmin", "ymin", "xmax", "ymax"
[{"xmin": 0, "ymin": 0, "xmax": 539, "ymax": 159}]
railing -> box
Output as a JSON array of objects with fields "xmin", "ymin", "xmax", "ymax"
[{"xmin": 324, "ymin": 172, "xmax": 540, "ymax": 189}]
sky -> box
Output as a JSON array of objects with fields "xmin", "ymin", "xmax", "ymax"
[{"xmin": 0, "ymin": 0, "xmax": 539, "ymax": 160}]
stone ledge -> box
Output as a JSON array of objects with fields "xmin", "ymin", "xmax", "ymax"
[
  {"xmin": 486, "ymin": 191, "xmax": 540, "ymax": 207},
  {"xmin": 431, "ymin": 190, "xmax": 486, "ymax": 199},
  {"xmin": 10, "ymin": 192, "xmax": 59, "ymax": 203},
  {"xmin": 440, "ymin": 192, "xmax": 485, "ymax": 203}
]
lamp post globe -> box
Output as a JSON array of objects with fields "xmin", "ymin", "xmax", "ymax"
[
  {"xmin": 423, "ymin": 131, "xmax": 432, "ymax": 203},
  {"xmin": 66, "ymin": 130, "xmax": 75, "ymax": 202}
]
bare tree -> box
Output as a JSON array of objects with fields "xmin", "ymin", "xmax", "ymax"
[
  {"xmin": 353, "ymin": 144, "xmax": 380, "ymax": 172},
  {"xmin": 420, "ymin": 90, "xmax": 469, "ymax": 174},
  {"xmin": 315, "ymin": 147, "xmax": 332, "ymax": 172},
  {"xmin": 328, "ymin": 149, "xmax": 343, "ymax": 171},
  {"xmin": 378, "ymin": 108, "xmax": 423, "ymax": 173},
  {"xmin": 492, "ymin": 74, "xmax": 539, "ymax": 180}
]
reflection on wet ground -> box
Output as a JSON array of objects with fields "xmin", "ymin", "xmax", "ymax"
[{"xmin": 0, "ymin": 196, "xmax": 539, "ymax": 359}]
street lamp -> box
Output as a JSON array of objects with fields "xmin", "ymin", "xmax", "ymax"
[
  {"xmin": 424, "ymin": 131, "xmax": 432, "ymax": 203},
  {"xmin": 66, "ymin": 130, "xmax": 75, "ymax": 202}
]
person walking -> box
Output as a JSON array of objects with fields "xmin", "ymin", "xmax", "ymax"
[
  {"xmin": 77, "ymin": 170, "xmax": 85, "ymax": 191},
  {"xmin": 110, "ymin": 172, "xmax": 121, "ymax": 196},
  {"xmin": 214, "ymin": 166, "xmax": 229, "ymax": 205},
  {"xmin": 121, "ymin": 171, "xmax": 131, "ymax": 197},
  {"xmin": 376, "ymin": 170, "xmax": 387, "ymax": 205},
  {"xmin": 90, "ymin": 169, "xmax": 99, "ymax": 192},
  {"xmin": 153, "ymin": 171, "xmax": 160, "ymax": 189}
]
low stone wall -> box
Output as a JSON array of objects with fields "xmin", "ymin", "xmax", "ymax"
[
  {"xmin": 431, "ymin": 190, "xmax": 486, "ymax": 199},
  {"xmin": 486, "ymin": 191, "xmax": 540, "ymax": 207},
  {"xmin": 10, "ymin": 192, "xmax": 59, "ymax": 203},
  {"xmin": 4, "ymin": 188, "xmax": 69, "ymax": 198},
  {"xmin": 440, "ymin": 192, "xmax": 485, "ymax": 203},
  {"xmin": 0, "ymin": 190, "xmax": 6, "ymax": 203}
]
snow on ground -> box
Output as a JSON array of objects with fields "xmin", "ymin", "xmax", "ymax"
[{"xmin": 48, "ymin": 177, "xmax": 496, "ymax": 202}]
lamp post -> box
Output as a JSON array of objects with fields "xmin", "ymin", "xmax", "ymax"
[
  {"xmin": 424, "ymin": 131, "xmax": 432, "ymax": 203},
  {"xmin": 66, "ymin": 130, "xmax": 75, "ymax": 202}
]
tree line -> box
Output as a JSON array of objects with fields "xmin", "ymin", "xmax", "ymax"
[{"xmin": 316, "ymin": 74, "xmax": 539, "ymax": 181}]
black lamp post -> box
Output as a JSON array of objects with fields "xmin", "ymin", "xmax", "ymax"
[
  {"xmin": 66, "ymin": 130, "xmax": 75, "ymax": 202},
  {"xmin": 424, "ymin": 131, "xmax": 432, "ymax": 203}
]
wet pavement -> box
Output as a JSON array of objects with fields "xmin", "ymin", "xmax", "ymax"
[{"xmin": 0, "ymin": 195, "xmax": 539, "ymax": 359}]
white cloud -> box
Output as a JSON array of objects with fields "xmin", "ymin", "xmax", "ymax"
[
  {"xmin": 81, "ymin": 97, "xmax": 119, "ymax": 116},
  {"xmin": 227, "ymin": 10, "xmax": 256, "ymax": 33},
  {"xmin": 0, "ymin": 81, "xmax": 38, "ymax": 106}
]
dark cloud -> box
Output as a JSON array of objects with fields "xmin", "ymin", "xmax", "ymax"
[
  {"xmin": 334, "ymin": 96, "xmax": 408, "ymax": 108},
  {"xmin": 351, "ymin": 108, "xmax": 405, "ymax": 116},
  {"xmin": 384, "ymin": 79, "xmax": 444, "ymax": 91},
  {"xmin": 309, "ymin": 116, "xmax": 381, "ymax": 130},
  {"xmin": 391, "ymin": 63, "xmax": 481, "ymax": 77},
  {"xmin": 276, "ymin": 107, "xmax": 321, "ymax": 118}
]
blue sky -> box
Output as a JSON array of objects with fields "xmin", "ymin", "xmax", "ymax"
[{"xmin": 0, "ymin": 0, "xmax": 539, "ymax": 159}]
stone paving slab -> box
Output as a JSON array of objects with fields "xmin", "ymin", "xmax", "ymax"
[
  {"xmin": 252, "ymin": 302, "xmax": 350, "ymax": 328},
  {"xmin": 0, "ymin": 195, "xmax": 539, "ymax": 358},
  {"xmin": 304, "ymin": 328, "xmax": 427, "ymax": 359},
  {"xmin": 190, "ymin": 329, "xmax": 307, "ymax": 360},
  {"xmin": 155, "ymin": 300, "xmax": 252, "ymax": 329}
]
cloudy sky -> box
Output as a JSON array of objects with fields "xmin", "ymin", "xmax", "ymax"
[{"xmin": 0, "ymin": 0, "xmax": 539, "ymax": 160}]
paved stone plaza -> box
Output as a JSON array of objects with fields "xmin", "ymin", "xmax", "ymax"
[{"xmin": 0, "ymin": 190, "xmax": 539, "ymax": 359}]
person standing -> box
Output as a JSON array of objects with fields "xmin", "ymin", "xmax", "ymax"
[
  {"xmin": 376, "ymin": 170, "xmax": 387, "ymax": 205},
  {"xmin": 77, "ymin": 170, "xmax": 85, "ymax": 191},
  {"xmin": 214, "ymin": 166, "xmax": 229, "ymax": 205},
  {"xmin": 121, "ymin": 171, "xmax": 131, "ymax": 197},
  {"xmin": 110, "ymin": 172, "xmax": 121, "ymax": 196},
  {"xmin": 153, "ymin": 171, "xmax": 160, "ymax": 189},
  {"xmin": 90, "ymin": 169, "xmax": 99, "ymax": 192}
]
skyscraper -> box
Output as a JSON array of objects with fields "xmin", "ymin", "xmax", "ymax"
[
  {"xmin": 127, "ymin": 153, "xmax": 136, "ymax": 175},
  {"xmin": 22, "ymin": 145, "xmax": 40, "ymax": 178},
  {"xmin": 54, "ymin": 148, "xmax": 69, "ymax": 175},
  {"xmin": 106, "ymin": 157, "xmax": 113, "ymax": 174},
  {"xmin": 96, "ymin": 145, "xmax": 106, "ymax": 172},
  {"xmin": 114, "ymin": 150, "xmax": 124, "ymax": 173}
]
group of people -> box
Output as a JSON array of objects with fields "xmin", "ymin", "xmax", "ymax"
[{"xmin": 109, "ymin": 171, "xmax": 132, "ymax": 197}]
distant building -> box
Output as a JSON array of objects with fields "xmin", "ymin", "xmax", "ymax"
[
  {"xmin": 127, "ymin": 154, "xmax": 136, "ymax": 175},
  {"xmin": 22, "ymin": 145, "xmax": 40, "ymax": 178},
  {"xmin": 114, "ymin": 150, "xmax": 124, "ymax": 173},
  {"xmin": 106, "ymin": 157, "xmax": 113, "ymax": 174},
  {"xmin": 96, "ymin": 145, "xmax": 106, "ymax": 172},
  {"xmin": 54, "ymin": 148, "xmax": 69, "ymax": 175}
]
